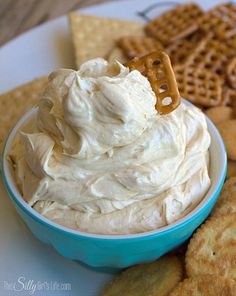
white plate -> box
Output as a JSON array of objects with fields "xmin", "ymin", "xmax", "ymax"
[{"xmin": 0, "ymin": 0, "xmax": 223, "ymax": 295}]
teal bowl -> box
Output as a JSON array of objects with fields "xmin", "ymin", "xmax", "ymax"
[{"xmin": 2, "ymin": 106, "xmax": 227, "ymax": 269}]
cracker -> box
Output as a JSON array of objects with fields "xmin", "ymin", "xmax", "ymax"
[
  {"xmin": 220, "ymin": 176, "xmax": 236, "ymax": 196},
  {"xmin": 107, "ymin": 47, "xmax": 127, "ymax": 64},
  {"xmin": 227, "ymin": 160, "xmax": 236, "ymax": 179},
  {"xmin": 169, "ymin": 275, "xmax": 236, "ymax": 296},
  {"xmin": 145, "ymin": 3, "xmax": 203, "ymax": 45},
  {"xmin": 0, "ymin": 77, "xmax": 47, "ymax": 160},
  {"xmin": 227, "ymin": 57, "xmax": 236, "ymax": 90},
  {"xmin": 211, "ymin": 176, "xmax": 236, "ymax": 217},
  {"xmin": 186, "ymin": 35, "xmax": 234, "ymax": 79},
  {"xmin": 174, "ymin": 64, "xmax": 222, "ymax": 107},
  {"xmin": 117, "ymin": 36, "xmax": 163, "ymax": 59},
  {"xmin": 166, "ymin": 31, "xmax": 204, "ymax": 65},
  {"xmin": 212, "ymin": 191, "xmax": 236, "ymax": 218},
  {"xmin": 205, "ymin": 106, "xmax": 234, "ymax": 125},
  {"xmin": 216, "ymin": 120, "xmax": 236, "ymax": 160},
  {"xmin": 226, "ymin": 34, "xmax": 236, "ymax": 50},
  {"xmin": 198, "ymin": 3, "xmax": 236, "ymax": 41},
  {"xmin": 186, "ymin": 213, "xmax": 236, "ymax": 280},
  {"xmin": 69, "ymin": 13, "xmax": 144, "ymax": 68},
  {"xmin": 102, "ymin": 255, "xmax": 182, "ymax": 296}
]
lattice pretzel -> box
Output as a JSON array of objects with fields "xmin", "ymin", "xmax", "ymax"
[
  {"xmin": 186, "ymin": 35, "xmax": 234, "ymax": 79},
  {"xmin": 166, "ymin": 31, "xmax": 204, "ymax": 65},
  {"xmin": 125, "ymin": 52, "xmax": 180, "ymax": 114},
  {"xmin": 227, "ymin": 57, "xmax": 236, "ymax": 90},
  {"xmin": 145, "ymin": 3, "xmax": 203, "ymax": 45},
  {"xmin": 117, "ymin": 36, "xmax": 163, "ymax": 59},
  {"xmin": 198, "ymin": 3, "xmax": 236, "ymax": 40},
  {"xmin": 174, "ymin": 65, "xmax": 222, "ymax": 107}
]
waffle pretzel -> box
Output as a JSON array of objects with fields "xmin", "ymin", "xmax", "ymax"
[
  {"xmin": 174, "ymin": 64, "xmax": 222, "ymax": 107},
  {"xmin": 166, "ymin": 31, "xmax": 204, "ymax": 65},
  {"xmin": 227, "ymin": 57, "xmax": 236, "ymax": 90},
  {"xmin": 226, "ymin": 34, "xmax": 236, "ymax": 50},
  {"xmin": 186, "ymin": 35, "xmax": 234, "ymax": 79},
  {"xmin": 198, "ymin": 3, "xmax": 236, "ymax": 41},
  {"xmin": 125, "ymin": 51, "xmax": 180, "ymax": 115},
  {"xmin": 117, "ymin": 36, "xmax": 163, "ymax": 59},
  {"xmin": 145, "ymin": 3, "xmax": 203, "ymax": 45}
]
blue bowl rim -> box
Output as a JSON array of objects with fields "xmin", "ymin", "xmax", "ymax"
[{"xmin": 1, "ymin": 103, "xmax": 227, "ymax": 241}]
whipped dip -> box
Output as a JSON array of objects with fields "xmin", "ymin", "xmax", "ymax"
[{"xmin": 12, "ymin": 58, "xmax": 211, "ymax": 234}]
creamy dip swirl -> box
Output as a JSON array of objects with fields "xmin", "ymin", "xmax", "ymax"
[{"xmin": 13, "ymin": 58, "xmax": 211, "ymax": 234}]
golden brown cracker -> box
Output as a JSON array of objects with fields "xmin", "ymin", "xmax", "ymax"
[
  {"xmin": 174, "ymin": 64, "xmax": 222, "ymax": 107},
  {"xmin": 198, "ymin": 3, "xmax": 236, "ymax": 41},
  {"xmin": 220, "ymin": 176, "xmax": 236, "ymax": 196},
  {"xmin": 205, "ymin": 106, "xmax": 234, "ymax": 125},
  {"xmin": 117, "ymin": 36, "xmax": 163, "ymax": 59},
  {"xmin": 145, "ymin": 3, "xmax": 203, "ymax": 45},
  {"xmin": 226, "ymin": 34, "xmax": 236, "ymax": 50},
  {"xmin": 186, "ymin": 213, "xmax": 236, "ymax": 280},
  {"xmin": 69, "ymin": 13, "xmax": 144, "ymax": 68},
  {"xmin": 0, "ymin": 77, "xmax": 47, "ymax": 160},
  {"xmin": 102, "ymin": 255, "xmax": 182, "ymax": 296},
  {"xmin": 169, "ymin": 275, "xmax": 236, "ymax": 296},
  {"xmin": 227, "ymin": 57, "xmax": 236, "ymax": 90},
  {"xmin": 216, "ymin": 120, "xmax": 236, "ymax": 160},
  {"xmin": 186, "ymin": 35, "xmax": 234, "ymax": 79},
  {"xmin": 166, "ymin": 31, "xmax": 204, "ymax": 65},
  {"xmin": 211, "ymin": 176, "xmax": 236, "ymax": 217},
  {"xmin": 212, "ymin": 191, "xmax": 236, "ymax": 218}
]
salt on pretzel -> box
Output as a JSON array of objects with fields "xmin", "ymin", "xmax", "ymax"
[{"xmin": 125, "ymin": 51, "xmax": 180, "ymax": 115}]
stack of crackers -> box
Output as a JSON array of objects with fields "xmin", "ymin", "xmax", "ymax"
[
  {"xmin": 1, "ymin": 2, "xmax": 236, "ymax": 295},
  {"xmin": 102, "ymin": 178, "xmax": 236, "ymax": 295}
]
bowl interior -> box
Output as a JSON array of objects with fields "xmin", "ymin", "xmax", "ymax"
[{"xmin": 2, "ymin": 103, "xmax": 227, "ymax": 239}]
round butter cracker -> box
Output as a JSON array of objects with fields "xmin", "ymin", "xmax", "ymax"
[
  {"xmin": 169, "ymin": 275, "xmax": 236, "ymax": 295},
  {"xmin": 102, "ymin": 255, "xmax": 182, "ymax": 296},
  {"xmin": 212, "ymin": 176, "xmax": 236, "ymax": 217},
  {"xmin": 186, "ymin": 213, "xmax": 236, "ymax": 280}
]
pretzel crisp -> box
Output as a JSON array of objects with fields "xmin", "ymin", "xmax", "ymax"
[
  {"xmin": 145, "ymin": 3, "xmax": 203, "ymax": 45},
  {"xmin": 186, "ymin": 35, "xmax": 234, "ymax": 79},
  {"xmin": 174, "ymin": 65, "xmax": 222, "ymax": 107},
  {"xmin": 166, "ymin": 31, "xmax": 204, "ymax": 65},
  {"xmin": 227, "ymin": 57, "xmax": 236, "ymax": 90},
  {"xmin": 117, "ymin": 36, "xmax": 163, "ymax": 59},
  {"xmin": 125, "ymin": 52, "xmax": 180, "ymax": 115},
  {"xmin": 226, "ymin": 34, "xmax": 236, "ymax": 50},
  {"xmin": 198, "ymin": 3, "xmax": 236, "ymax": 41}
]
